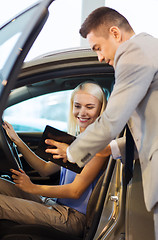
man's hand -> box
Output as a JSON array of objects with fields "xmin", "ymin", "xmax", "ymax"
[{"xmin": 45, "ymin": 139, "xmax": 68, "ymax": 163}]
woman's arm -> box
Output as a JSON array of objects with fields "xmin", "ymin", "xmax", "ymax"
[
  {"xmin": 11, "ymin": 153, "xmax": 109, "ymax": 199},
  {"xmin": 3, "ymin": 121, "xmax": 60, "ymax": 176}
]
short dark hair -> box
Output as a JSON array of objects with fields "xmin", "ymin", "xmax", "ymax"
[{"xmin": 79, "ymin": 7, "xmax": 133, "ymax": 38}]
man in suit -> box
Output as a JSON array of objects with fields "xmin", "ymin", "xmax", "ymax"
[{"xmin": 46, "ymin": 7, "xmax": 158, "ymax": 239}]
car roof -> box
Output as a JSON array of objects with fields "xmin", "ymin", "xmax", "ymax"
[{"xmin": 20, "ymin": 47, "xmax": 109, "ymax": 76}]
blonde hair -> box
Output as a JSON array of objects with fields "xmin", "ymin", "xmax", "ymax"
[{"xmin": 68, "ymin": 82, "xmax": 107, "ymax": 135}]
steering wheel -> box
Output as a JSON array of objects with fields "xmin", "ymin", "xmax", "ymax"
[{"xmin": 0, "ymin": 120, "xmax": 23, "ymax": 174}]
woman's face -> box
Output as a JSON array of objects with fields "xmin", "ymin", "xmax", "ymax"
[{"xmin": 73, "ymin": 90, "xmax": 102, "ymax": 131}]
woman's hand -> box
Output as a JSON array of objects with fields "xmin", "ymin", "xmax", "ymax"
[
  {"xmin": 2, "ymin": 121, "xmax": 20, "ymax": 144},
  {"xmin": 10, "ymin": 168, "xmax": 35, "ymax": 193},
  {"xmin": 45, "ymin": 139, "xmax": 68, "ymax": 163}
]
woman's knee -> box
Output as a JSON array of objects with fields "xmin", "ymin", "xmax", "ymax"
[{"xmin": 0, "ymin": 178, "xmax": 16, "ymax": 196}]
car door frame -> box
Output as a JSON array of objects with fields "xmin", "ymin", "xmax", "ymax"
[{"xmin": 0, "ymin": 0, "xmax": 54, "ymax": 119}]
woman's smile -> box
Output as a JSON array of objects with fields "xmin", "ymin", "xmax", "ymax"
[{"xmin": 77, "ymin": 117, "xmax": 90, "ymax": 123}]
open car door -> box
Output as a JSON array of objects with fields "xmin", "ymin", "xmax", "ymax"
[{"xmin": 0, "ymin": 0, "xmax": 54, "ymax": 171}]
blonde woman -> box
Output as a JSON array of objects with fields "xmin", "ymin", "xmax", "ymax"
[{"xmin": 1, "ymin": 82, "xmax": 110, "ymax": 237}]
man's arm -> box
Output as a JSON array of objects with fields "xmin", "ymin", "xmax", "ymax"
[{"xmin": 67, "ymin": 137, "xmax": 124, "ymax": 165}]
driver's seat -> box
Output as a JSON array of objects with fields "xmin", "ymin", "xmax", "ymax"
[{"xmin": 0, "ymin": 161, "xmax": 111, "ymax": 240}]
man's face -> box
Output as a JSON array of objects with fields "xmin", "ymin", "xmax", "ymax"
[{"xmin": 87, "ymin": 26, "xmax": 121, "ymax": 66}]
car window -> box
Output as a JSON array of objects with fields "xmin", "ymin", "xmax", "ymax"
[
  {"xmin": 3, "ymin": 90, "xmax": 72, "ymax": 132},
  {"xmin": 0, "ymin": 3, "xmax": 41, "ymax": 84},
  {"xmin": 0, "ymin": 0, "xmax": 52, "ymax": 118}
]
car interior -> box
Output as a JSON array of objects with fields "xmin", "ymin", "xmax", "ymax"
[
  {"xmin": 0, "ymin": 59, "xmax": 118, "ymax": 240},
  {"xmin": 0, "ymin": 57, "xmax": 155, "ymax": 239}
]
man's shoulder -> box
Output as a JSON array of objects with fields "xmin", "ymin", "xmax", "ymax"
[
  {"xmin": 114, "ymin": 32, "xmax": 156, "ymax": 65},
  {"xmin": 132, "ymin": 32, "xmax": 156, "ymax": 42},
  {"xmin": 121, "ymin": 32, "xmax": 151, "ymax": 48}
]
